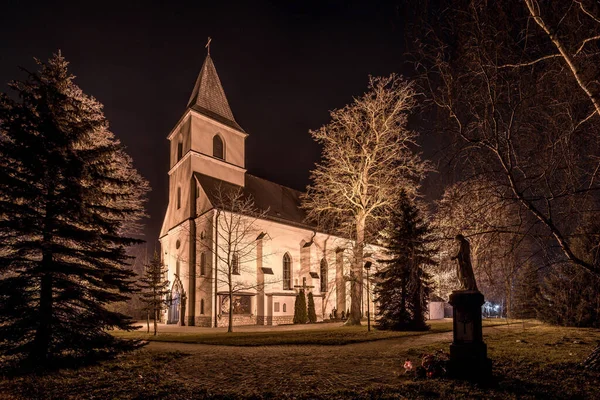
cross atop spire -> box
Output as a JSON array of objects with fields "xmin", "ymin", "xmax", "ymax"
[
  {"xmin": 205, "ymin": 37, "xmax": 212, "ymax": 56},
  {"xmin": 186, "ymin": 47, "xmax": 244, "ymax": 132}
]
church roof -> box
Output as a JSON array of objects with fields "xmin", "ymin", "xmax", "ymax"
[
  {"xmin": 187, "ymin": 55, "xmax": 244, "ymax": 132},
  {"xmin": 194, "ymin": 173, "xmax": 310, "ymax": 228}
]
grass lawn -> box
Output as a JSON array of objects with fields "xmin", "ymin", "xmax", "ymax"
[
  {"xmin": 2, "ymin": 321, "xmax": 599, "ymax": 399},
  {"xmin": 111, "ymin": 319, "xmax": 514, "ymax": 346}
]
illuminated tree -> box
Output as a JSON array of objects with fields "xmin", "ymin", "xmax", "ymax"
[
  {"xmin": 413, "ymin": 0, "xmax": 600, "ymax": 278},
  {"xmin": 137, "ymin": 253, "xmax": 170, "ymax": 336},
  {"xmin": 433, "ymin": 179, "xmax": 526, "ymax": 315},
  {"xmin": 0, "ymin": 53, "xmax": 149, "ymax": 366},
  {"xmin": 303, "ymin": 75, "xmax": 429, "ymax": 325},
  {"xmin": 409, "ymin": 0, "xmax": 600, "ymax": 364},
  {"xmin": 373, "ymin": 191, "xmax": 435, "ymax": 331}
]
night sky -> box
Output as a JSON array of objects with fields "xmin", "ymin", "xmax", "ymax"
[{"xmin": 1, "ymin": 1, "xmax": 429, "ymax": 248}]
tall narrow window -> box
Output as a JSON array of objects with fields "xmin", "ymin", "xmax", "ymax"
[
  {"xmin": 177, "ymin": 187, "xmax": 181, "ymax": 209},
  {"xmin": 176, "ymin": 260, "xmax": 180, "ymax": 277},
  {"xmin": 213, "ymin": 135, "xmax": 224, "ymax": 160},
  {"xmin": 200, "ymin": 299, "xmax": 205, "ymax": 315},
  {"xmin": 200, "ymin": 253, "xmax": 206, "ymax": 276},
  {"xmin": 177, "ymin": 140, "xmax": 183, "ymax": 161},
  {"xmin": 320, "ymin": 258, "xmax": 328, "ymax": 292},
  {"xmin": 283, "ymin": 253, "xmax": 292, "ymax": 290},
  {"xmin": 232, "ymin": 252, "xmax": 240, "ymax": 275}
]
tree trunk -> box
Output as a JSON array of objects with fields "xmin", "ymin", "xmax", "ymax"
[
  {"xmin": 228, "ymin": 291, "xmax": 233, "ymax": 333},
  {"xmin": 31, "ymin": 271, "xmax": 53, "ymax": 363},
  {"xmin": 347, "ymin": 216, "xmax": 365, "ymax": 325},
  {"xmin": 153, "ymin": 309, "xmax": 158, "ymax": 336}
]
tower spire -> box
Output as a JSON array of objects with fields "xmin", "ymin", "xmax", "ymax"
[{"xmin": 186, "ymin": 43, "xmax": 244, "ymax": 132}]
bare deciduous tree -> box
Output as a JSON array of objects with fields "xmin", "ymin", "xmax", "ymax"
[
  {"xmin": 195, "ymin": 186, "xmax": 275, "ymax": 333},
  {"xmin": 303, "ymin": 75, "xmax": 430, "ymax": 325},
  {"xmin": 433, "ymin": 179, "xmax": 527, "ymax": 315},
  {"xmin": 413, "ymin": 0, "xmax": 600, "ymax": 277}
]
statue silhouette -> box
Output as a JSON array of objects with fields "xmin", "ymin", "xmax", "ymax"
[{"xmin": 451, "ymin": 234, "xmax": 478, "ymax": 291}]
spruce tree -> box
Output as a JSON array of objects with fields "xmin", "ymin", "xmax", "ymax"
[
  {"xmin": 307, "ymin": 292, "xmax": 317, "ymax": 323},
  {"xmin": 0, "ymin": 53, "xmax": 149, "ymax": 366},
  {"xmin": 373, "ymin": 191, "xmax": 435, "ymax": 331},
  {"xmin": 138, "ymin": 253, "xmax": 170, "ymax": 336},
  {"xmin": 293, "ymin": 290, "xmax": 308, "ymax": 324}
]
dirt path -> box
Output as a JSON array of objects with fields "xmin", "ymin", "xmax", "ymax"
[{"xmin": 143, "ymin": 323, "xmax": 525, "ymax": 396}]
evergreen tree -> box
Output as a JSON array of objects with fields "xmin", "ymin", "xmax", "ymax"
[
  {"xmin": 307, "ymin": 292, "xmax": 317, "ymax": 323},
  {"xmin": 293, "ymin": 290, "xmax": 308, "ymax": 324},
  {"xmin": 373, "ymin": 191, "xmax": 435, "ymax": 331},
  {"xmin": 137, "ymin": 253, "xmax": 170, "ymax": 336},
  {"xmin": 0, "ymin": 53, "xmax": 149, "ymax": 366}
]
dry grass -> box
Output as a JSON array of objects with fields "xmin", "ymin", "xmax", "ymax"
[
  {"xmin": 1, "ymin": 321, "xmax": 598, "ymax": 399},
  {"xmin": 111, "ymin": 319, "xmax": 512, "ymax": 346}
]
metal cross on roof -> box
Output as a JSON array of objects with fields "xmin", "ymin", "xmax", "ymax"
[{"xmin": 205, "ymin": 37, "xmax": 212, "ymax": 55}]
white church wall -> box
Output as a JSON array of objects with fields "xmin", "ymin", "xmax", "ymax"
[
  {"xmin": 189, "ymin": 111, "xmax": 246, "ymax": 168},
  {"xmin": 194, "ymin": 211, "xmax": 215, "ymax": 327},
  {"xmin": 169, "ymin": 117, "xmax": 191, "ymax": 169}
]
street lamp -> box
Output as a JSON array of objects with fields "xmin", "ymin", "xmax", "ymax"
[{"xmin": 364, "ymin": 261, "xmax": 372, "ymax": 332}]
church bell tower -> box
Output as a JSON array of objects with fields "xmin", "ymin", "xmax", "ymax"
[{"xmin": 160, "ymin": 44, "xmax": 247, "ymax": 325}]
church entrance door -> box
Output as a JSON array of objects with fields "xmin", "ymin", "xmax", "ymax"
[{"xmin": 168, "ymin": 289, "xmax": 180, "ymax": 324}]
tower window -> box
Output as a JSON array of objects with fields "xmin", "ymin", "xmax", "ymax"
[
  {"xmin": 200, "ymin": 252, "xmax": 206, "ymax": 276},
  {"xmin": 201, "ymin": 299, "xmax": 205, "ymax": 315},
  {"xmin": 213, "ymin": 135, "xmax": 224, "ymax": 160},
  {"xmin": 176, "ymin": 260, "xmax": 180, "ymax": 277},
  {"xmin": 177, "ymin": 140, "xmax": 183, "ymax": 161},
  {"xmin": 177, "ymin": 187, "xmax": 181, "ymax": 209},
  {"xmin": 283, "ymin": 253, "xmax": 292, "ymax": 290}
]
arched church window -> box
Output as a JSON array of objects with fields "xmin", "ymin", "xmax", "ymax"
[
  {"xmin": 176, "ymin": 260, "xmax": 180, "ymax": 277},
  {"xmin": 283, "ymin": 253, "xmax": 292, "ymax": 290},
  {"xmin": 177, "ymin": 140, "xmax": 183, "ymax": 162},
  {"xmin": 213, "ymin": 135, "xmax": 224, "ymax": 160},
  {"xmin": 283, "ymin": 303, "xmax": 287, "ymax": 312},
  {"xmin": 200, "ymin": 299, "xmax": 205, "ymax": 315},
  {"xmin": 200, "ymin": 253, "xmax": 206, "ymax": 276},
  {"xmin": 232, "ymin": 252, "xmax": 240, "ymax": 275},
  {"xmin": 175, "ymin": 240, "xmax": 180, "ymax": 249},
  {"xmin": 177, "ymin": 187, "xmax": 181, "ymax": 209},
  {"xmin": 320, "ymin": 258, "xmax": 328, "ymax": 292}
]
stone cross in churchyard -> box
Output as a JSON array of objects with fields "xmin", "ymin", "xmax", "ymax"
[{"xmin": 294, "ymin": 277, "xmax": 314, "ymax": 292}]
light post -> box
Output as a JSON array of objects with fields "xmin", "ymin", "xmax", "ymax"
[{"xmin": 364, "ymin": 261, "xmax": 372, "ymax": 332}]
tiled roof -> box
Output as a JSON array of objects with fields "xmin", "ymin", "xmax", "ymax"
[
  {"xmin": 194, "ymin": 173, "xmax": 310, "ymax": 228},
  {"xmin": 187, "ymin": 55, "xmax": 244, "ymax": 132}
]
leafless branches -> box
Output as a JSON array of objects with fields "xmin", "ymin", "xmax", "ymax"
[{"xmin": 303, "ymin": 74, "xmax": 430, "ymax": 324}]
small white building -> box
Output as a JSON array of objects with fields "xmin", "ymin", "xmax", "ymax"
[{"xmin": 160, "ymin": 53, "xmax": 378, "ymax": 327}]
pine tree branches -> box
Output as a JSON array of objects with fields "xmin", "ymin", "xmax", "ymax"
[
  {"xmin": 0, "ymin": 53, "xmax": 149, "ymax": 367},
  {"xmin": 373, "ymin": 191, "xmax": 435, "ymax": 331}
]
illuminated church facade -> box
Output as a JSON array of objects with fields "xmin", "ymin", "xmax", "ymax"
[{"xmin": 160, "ymin": 52, "xmax": 379, "ymax": 327}]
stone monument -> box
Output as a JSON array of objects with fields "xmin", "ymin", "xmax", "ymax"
[{"xmin": 448, "ymin": 234, "xmax": 492, "ymax": 380}]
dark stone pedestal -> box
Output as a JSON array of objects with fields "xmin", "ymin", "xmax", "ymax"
[{"xmin": 448, "ymin": 290, "xmax": 492, "ymax": 380}]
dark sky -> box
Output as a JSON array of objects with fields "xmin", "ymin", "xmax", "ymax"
[{"xmin": 1, "ymin": 1, "xmax": 428, "ymax": 247}]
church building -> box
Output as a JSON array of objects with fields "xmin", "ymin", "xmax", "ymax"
[{"xmin": 159, "ymin": 51, "xmax": 379, "ymax": 327}]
